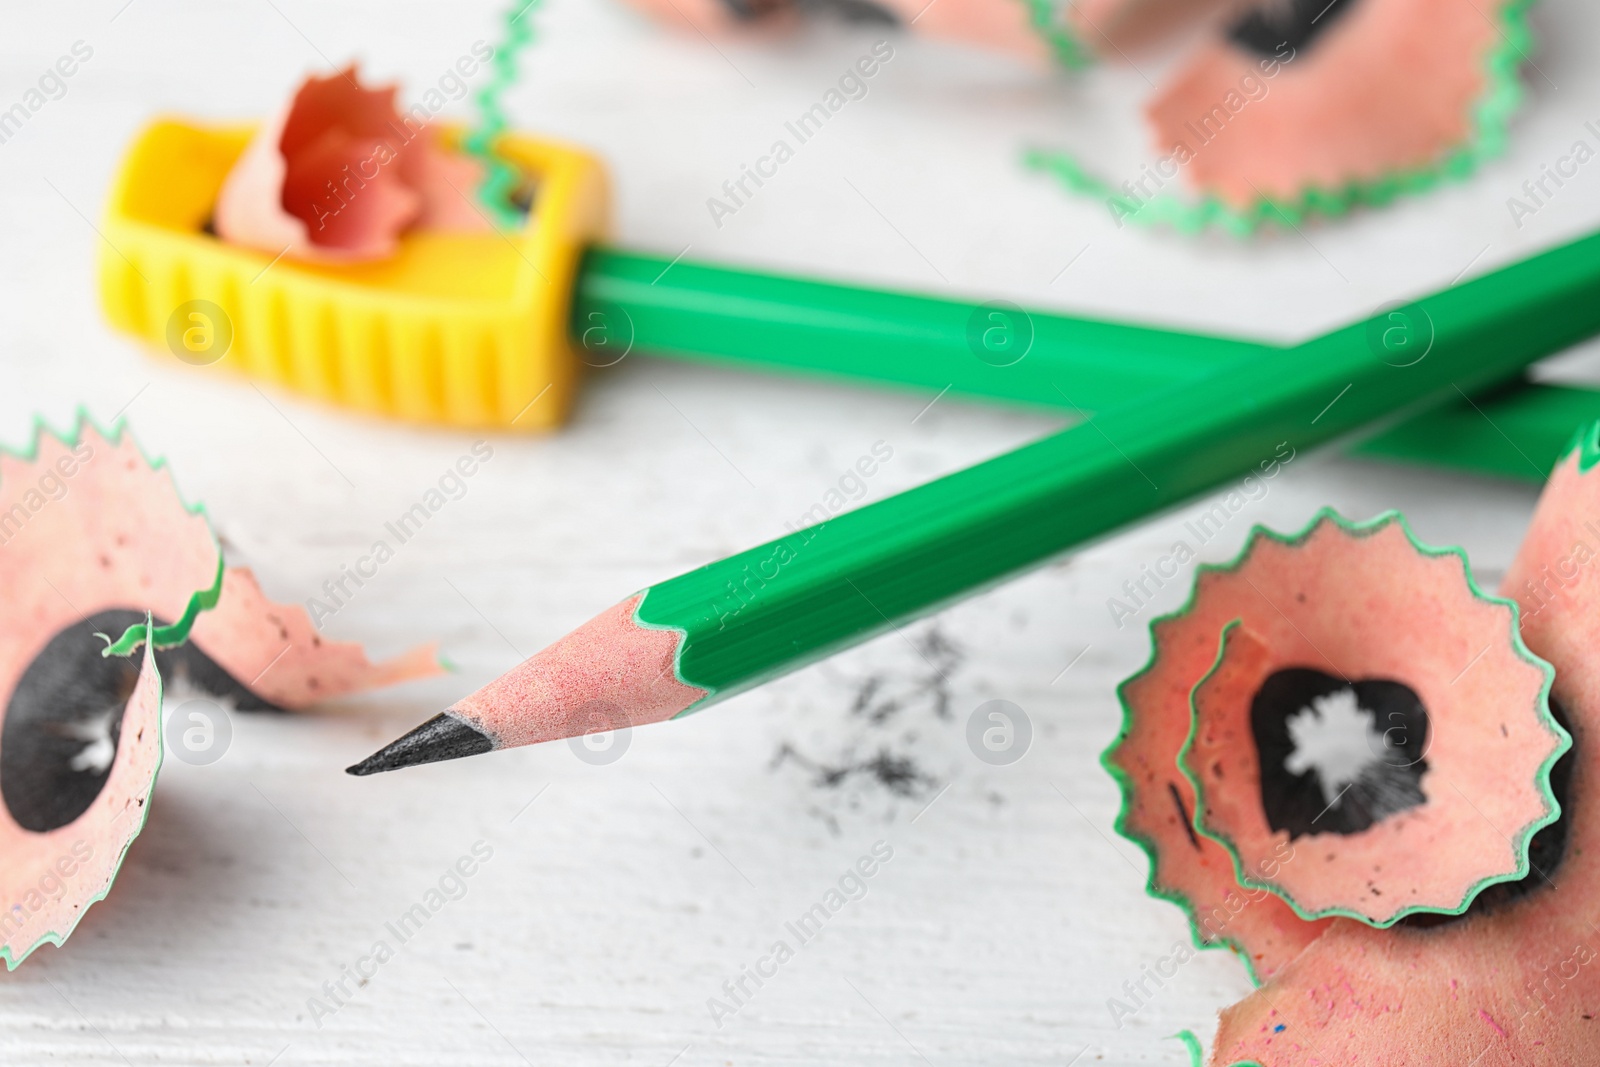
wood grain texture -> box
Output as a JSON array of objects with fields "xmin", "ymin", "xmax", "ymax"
[{"xmin": 1, "ymin": 1, "xmax": 1599, "ymax": 1062}]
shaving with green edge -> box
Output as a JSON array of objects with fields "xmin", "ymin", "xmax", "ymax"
[
  {"xmin": 1024, "ymin": 0, "xmax": 1537, "ymax": 234},
  {"xmin": 490, "ymin": 0, "xmax": 1525, "ymax": 234},
  {"xmin": 0, "ymin": 413, "xmax": 446, "ymax": 968},
  {"xmin": 1104, "ymin": 451, "xmax": 1600, "ymax": 1061},
  {"xmin": 1018, "ymin": 0, "xmax": 1095, "ymax": 70},
  {"xmin": 1184, "ymin": 421, "xmax": 1600, "ymax": 1063},
  {"xmin": 464, "ymin": 0, "xmax": 543, "ymax": 227}
]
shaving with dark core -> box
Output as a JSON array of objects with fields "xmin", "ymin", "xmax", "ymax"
[
  {"xmin": 0, "ymin": 420, "xmax": 450, "ymax": 970},
  {"xmin": 1251, "ymin": 668, "xmax": 1430, "ymax": 839},
  {"xmin": 1228, "ymin": 0, "xmax": 1357, "ymax": 56},
  {"xmin": 1, "ymin": 607, "xmax": 297, "ymax": 834},
  {"xmin": 2, "ymin": 613, "xmax": 146, "ymax": 833},
  {"xmin": 714, "ymin": 0, "xmax": 897, "ymax": 23},
  {"xmin": 1196, "ymin": 427, "xmax": 1600, "ymax": 1065}
]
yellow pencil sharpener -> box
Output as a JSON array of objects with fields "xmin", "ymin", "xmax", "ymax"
[{"xmin": 98, "ymin": 119, "xmax": 609, "ymax": 431}]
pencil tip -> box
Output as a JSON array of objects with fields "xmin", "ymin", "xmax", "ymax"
[{"xmin": 345, "ymin": 712, "xmax": 495, "ymax": 776}]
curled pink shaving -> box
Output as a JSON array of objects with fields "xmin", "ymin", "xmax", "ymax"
[
  {"xmin": 215, "ymin": 65, "xmax": 488, "ymax": 262},
  {"xmin": 190, "ymin": 567, "xmax": 446, "ymax": 710}
]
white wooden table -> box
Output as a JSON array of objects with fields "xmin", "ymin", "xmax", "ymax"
[{"xmin": 2, "ymin": 1, "xmax": 1599, "ymax": 1063}]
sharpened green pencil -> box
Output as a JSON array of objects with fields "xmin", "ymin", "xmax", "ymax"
[{"xmin": 350, "ymin": 226, "xmax": 1600, "ymax": 776}]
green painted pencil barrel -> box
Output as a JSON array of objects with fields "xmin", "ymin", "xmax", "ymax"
[
  {"xmin": 574, "ymin": 247, "xmax": 1600, "ymax": 483},
  {"xmin": 630, "ymin": 226, "xmax": 1600, "ymax": 704},
  {"xmin": 572, "ymin": 246, "xmax": 1257, "ymax": 408}
]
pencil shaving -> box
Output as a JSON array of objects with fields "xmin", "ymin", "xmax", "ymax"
[
  {"xmin": 0, "ymin": 623, "xmax": 161, "ymax": 970},
  {"xmin": 0, "ymin": 417, "xmax": 443, "ymax": 965},
  {"xmin": 0, "ymin": 421, "xmax": 214, "ymax": 968},
  {"xmin": 189, "ymin": 567, "xmax": 444, "ymax": 711},
  {"xmin": 215, "ymin": 65, "xmax": 489, "ymax": 263},
  {"xmin": 1202, "ymin": 429, "xmax": 1600, "ymax": 1065},
  {"xmin": 1147, "ymin": 0, "xmax": 1504, "ymax": 209}
]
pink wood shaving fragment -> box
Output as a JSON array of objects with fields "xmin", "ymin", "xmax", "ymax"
[
  {"xmin": 215, "ymin": 65, "xmax": 488, "ymax": 262},
  {"xmin": 188, "ymin": 567, "xmax": 444, "ymax": 710}
]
